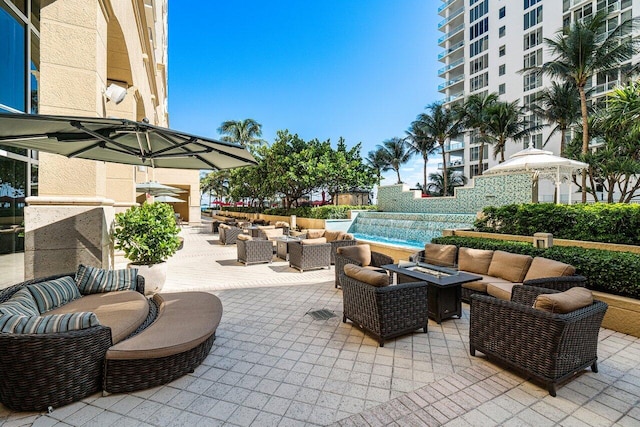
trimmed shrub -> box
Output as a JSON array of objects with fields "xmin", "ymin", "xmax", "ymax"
[
  {"xmin": 432, "ymin": 235, "xmax": 640, "ymax": 299},
  {"xmin": 475, "ymin": 203, "xmax": 640, "ymax": 245},
  {"xmin": 262, "ymin": 205, "xmax": 377, "ymax": 219}
]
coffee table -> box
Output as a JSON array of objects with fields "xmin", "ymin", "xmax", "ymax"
[
  {"xmin": 382, "ymin": 263, "xmax": 481, "ymax": 323},
  {"xmin": 275, "ymin": 236, "xmax": 302, "ymax": 260}
]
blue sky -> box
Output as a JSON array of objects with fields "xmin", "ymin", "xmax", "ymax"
[{"xmin": 168, "ymin": 1, "xmax": 442, "ymax": 187}]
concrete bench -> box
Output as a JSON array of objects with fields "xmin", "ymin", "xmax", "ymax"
[{"xmin": 103, "ymin": 291, "xmax": 223, "ymax": 394}]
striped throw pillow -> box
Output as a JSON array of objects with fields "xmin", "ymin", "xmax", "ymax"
[
  {"xmin": 75, "ymin": 264, "xmax": 138, "ymax": 295},
  {"xmin": 0, "ymin": 288, "xmax": 40, "ymax": 316},
  {"xmin": 0, "ymin": 312, "xmax": 100, "ymax": 334},
  {"xmin": 26, "ymin": 276, "xmax": 81, "ymax": 313}
]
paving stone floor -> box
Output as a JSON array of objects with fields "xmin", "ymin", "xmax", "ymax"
[{"xmin": 1, "ymin": 222, "xmax": 639, "ymax": 426}]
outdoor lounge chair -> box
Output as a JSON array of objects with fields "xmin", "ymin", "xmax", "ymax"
[
  {"xmin": 470, "ymin": 285, "xmax": 607, "ymax": 396},
  {"xmin": 340, "ymin": 266, "xmax": 429, "ymax": 346},
  {"xmin": 236, "ymin": 235, "xmax": 274, "ymax": 265},
  {"xmin": 334, "ymin": 244, "xmax": 393, "ymax": 288},
  {"xmin": 288, "ymin": 240, "xmax": 332, "ymax": 272},
  {"xmin": 219, "ymin": 224, "xmax": 244, "ymax": 245}
]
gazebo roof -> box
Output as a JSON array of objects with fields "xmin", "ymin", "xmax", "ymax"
[{"xmin": 484, "ymin": 146, "xmax": 588, "ymax": 176}]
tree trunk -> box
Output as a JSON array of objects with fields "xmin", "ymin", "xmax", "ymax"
[
  {"xmin": 500, "ymin": 137, "xmax": 505, "ymax": 163},
  {"xmin": 423, "ymin": 155, "xmax": 428, "ymax": 194},
  {"xmin": 579, "ymin": 86, "xmax": 589, "ymax": 203},
  {"xmin": 478, "ymin": 141, "xmax": 484, "ymax": 176},
  {"xmin": 560, "ymin": 127, "xmax": 566, "ymax": 157},
  {"xmin": 396, "ymin": 169, "xmax": 402, "ymax": 184},
  {"xmin": 440, "ymin": 140, "xmax": 448, "ymax": 196}
]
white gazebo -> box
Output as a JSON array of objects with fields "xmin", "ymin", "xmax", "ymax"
[{"xmin": 484, "ymin": 145, "xmax": 588, "ymax": 204}]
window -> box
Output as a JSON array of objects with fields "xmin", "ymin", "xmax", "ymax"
[
  {"xmin": 524, "ymin": 5, "xmax": 542, "ymax": 30},
  {"xmin": 470, "ymin": 17, "xmax": 488, "ymax": 40},
  {"xmin": 499, "ymin": 45, "xmax": 506, "ymax": 57},
  {"xmin": 523, "ymin": 91, "xmax": 542, "ymax": 109},
  {"xmin": 0, "ymin": 5, "xmax": 26, "ymax": 112},
  {"xmin": 470, "ymin": 72, "xmax": 488, "ymax": 92},
  {"xmin": 498, "ymin": 83, "xmax": 505, "ymax": 95},
  {"xmin": 524, "ymin": 28, "xmax": 542, "ymax": 51},
  {"xmin": 470, "ymin": 0, "xmax": 488, "ymax": 22},
  {"xmin": 499, "ymin": 26, "xmax": 506, "ymax": 38},
  {"xmin": 523, "ymin": 134, "xmax": 543, "ymax": 149},
  {"xmin": 469, "ymin": 163, "xmax": 489, "ymax": 178},
  {"xmin": 470, "ymin": 146, "xmax": 489, "ymax": 161},
  {"xmin": 469, "ymin": 54, "xmax": 488, "ymax": 75},
  {"xmin": 524, "ymin": 0, "xmax": 542, "ymax": 9},
  {"xmin": 470, "ymin": 35, "xmax": 488, "ymax": 57},
  {"xmin": 499, "ymin": 7, "xmax": 506, "ymax": 19},
  {"xmin": 523, "ymin": 72, "xmax": 541, "ymax": 91},
  {"xmin": 499, "ymin": 64, "xmax": 506, "ymax": 76},
  {"xmin": 573, "ymin": 4, "xmax": 592, "ymax": 23},
  {"xmin": 523, "ymin": 49, "xmax": 542, "ymax": 68}
]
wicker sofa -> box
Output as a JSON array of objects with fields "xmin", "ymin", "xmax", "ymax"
[
  {"xmin": 0, "ymin": 269, "xmax": 222, "ymax": 411},
  {"xmin": 294, "ymin": 229, "xmax": 357, "ymax": 264},
  {"xmin": 334, "ymin": 244, "xmax": 394, "ymax": 288},
  {"xmin": 470, "ymin": 285, "xmax": 607, "ymax": 396},
  {"xmin": 411, "ymin": 244, "xmax": 582, "ymax": 303}
]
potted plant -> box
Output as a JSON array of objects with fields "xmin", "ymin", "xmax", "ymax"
[{"xmin": 113, "ymin": 202, "xmax": 181, "ymax": 294}]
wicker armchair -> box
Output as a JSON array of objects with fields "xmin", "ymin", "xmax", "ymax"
[
  {"xmin": 219, "ymin": 225, "xmax": 244, "ymax": 245},
  {"xmin": 237, "ymin": 238, "xmax": 274, "ymax": 265},
  {"xmin": 470, "ymin": 285, "xmax": 608, "ymax": 396},
  {"xmin": 288, "ymin": 241, "xmax": 332, "ymax": 272},
  {"xmin": 334, "ymin": 249, "xmax": 394, "ymax": 289},
  {"xmin": 0, "ymin": 273, "xmax": 146, "ymax": 412},
  {"xmin": 330, "ymin": 238, "xmax": 357, "ymax": 264},
  {"xmin": 340, "ymin": 273, "xmax": 429, "ymax": 346}
]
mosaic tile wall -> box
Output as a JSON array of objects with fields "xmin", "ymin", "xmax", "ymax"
[{"xmin": 377, "ymin": 173, "xmax": 534, "ymax": 214}]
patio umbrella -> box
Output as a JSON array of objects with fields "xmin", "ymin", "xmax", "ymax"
[
  {"xmin": 135, "ymin": 181, "xmax": 186, "ymax": 195},
  {"xmin": 0, "ymin": 113, "xmax": 257, "ymax": 170},
  {"xmin": 154, "ymin": 195, "xmax": 186, "ymax": 203},
  {"xmin": 484, "ymin": 145, "xmax": 588, "ymax": 204}
]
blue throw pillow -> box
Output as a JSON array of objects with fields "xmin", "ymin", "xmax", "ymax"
[
  {"xmin": 75, "ymin": 264, "xmax": 138, "ymax": 295},
  {"xmin": 0, "ymin": 312, "xmax": 100, "ymax": 334},
  {"xmin": 26, "ymin": 276, "xmax": 81, "ymax": 313},
  {"xmin": 0, "ymin": 288, "xmax": 40, "ymax": 316}
]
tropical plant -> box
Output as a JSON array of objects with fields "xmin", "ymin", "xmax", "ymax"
[
  {"xmin": 321, "ymin": 138, "xmax": 377, "ymax": 205},
  {"xmin": 528, "ymin": 81, "xmax": 581, "ymax": 156},
  {"xmin": 113, "ymin": 202, "xmax": 181, "ymax": 265},
  {"xmin": 365, "ymin": 149, "xmax": 388, "ymax": 185},
  {"xmin": 200, "ymin": 170, "xmax": 230, "ymax": 204},
  {"xmin": 405, "ymin": 117, "xmax": 437, "ymax": 192},
  {"xmin": 534, "ymin": 11, "xmax": 640, "ymax": 202},
  {"xmin": 456, "ymin": 93, "xmax": 499, "ymax": 176},
  {"xmin": 485, "ymin": 100, "xmax": 540, "ymax": 162},
  {"xmin": 427, "ymin": 169, "xmax": 468, "ymax": 197},
  {"xmin": 410, "ymin": 102, "xmax": 461, "ymax": 194},
  {"xmin": 217, "ymin": 118, "xmax": 266, "ymax": 147},
  {"xmin": 377, "ymin": 137, "xmax": 411, "ymax": 184}
]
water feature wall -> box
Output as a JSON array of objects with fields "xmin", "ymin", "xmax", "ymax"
[
  {"xmin": 377, "ymin": 173, "xmax": 533, "ymax": 213},
  {"xmin": 349, "ymin": 173, "xmax": 534, "ymax": 246}
]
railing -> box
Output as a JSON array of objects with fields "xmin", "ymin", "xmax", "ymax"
[
  {"xmin": 437, "ymin": 160, "xmax": 465, "ymax": 169},
  {"xmin": 438, "ymin": 7, "xmax": 464, "ymax": 29},
  {"xmin": 438, "ymin": 40, "xmax": 464, "ymax": 59},
  {"xmin": 438, "ymin": 74, "xmax": 465, "ymax": 91},
  {"xmin": 591, "ymin": 80, "xmax": 619, "ymax": 95},
  {"xmin": 445, "ymin": 141, "xmax": 465, "ymax": 151},
  {"xmin": 442, "ymin": 92, "xmax": 464, "ymax": 103},
  {"xmin": 438, "ymin": 24, "xmax": 464, "ymax": 44},
  {"xmin": 438, "ymin": 57, "xmax": 464, "ymax": 75},
  {"xmin": 438, "ymin": 0, "xmax": 458, "ymax": 13}
]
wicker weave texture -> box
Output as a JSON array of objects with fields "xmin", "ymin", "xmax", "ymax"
[
  {"xmin": 288, "ymin": 242, "xmax": 332, "ymax": 272},
  {"xmin": 334, "ymin": 251, "xmax": 394, "ymax": 288},
  {"xmin": 103, "ymin": 332, "xmax": 215, "ymax": 394},
  {"xmin": 470, "ymin": 285, "xmax": 607, "ymax": 396},
  {"xmin": 220, "ymin": 227, "xmax": 243, "ymax": 245},
  {"xmin": 330, "ymin": 239, "xmax": 357, "ymax": 264},
  {"xmin": 341, "ymin": 274, "xmax": 429, "ymax": 346},
  {"xmin": 237, "ymin": 239, "xmax": 274, "ymax": 265}
]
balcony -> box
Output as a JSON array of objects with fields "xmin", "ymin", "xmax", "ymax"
[
  {"xmin": 442, "ymin": 92, "xmax": 464, "ymax": 103},
  {"xmin": 445, "ymin": 141, "xmax": 464, "ymax": 152},
  {"xmin": 437, "ymin": 159, "xmax": 465, "ymax": 169},
  {"xmin": 438, "ymin": 40, "xmax": 464, "ymax": 60},
  {"xmin": 438, "ymin": 0, "xmax": 459, "ymax": 14},
  {"xmin": 438, "ymin": 74, "xmax": 465, "ymax": 91},
  {"xmin": 438, "ymin": 24, "xmax": 464, "ymax": 45},
  {"xmin": 592, "ymin": 80, "xmax": 619, "ymax": 95},
  {"xmin": 438, "ymin": 7, "xmax": 464, "ymax": 29},
  {"xmin": 438, "ymin": 57, "xmax": 464, "ymax": 76}
]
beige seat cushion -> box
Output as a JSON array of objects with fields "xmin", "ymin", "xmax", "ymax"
[
  {"xmin": 342, "ymin": 233, "xmax": 355, "ymax": 240},
  {"xmin": 533, "ymin": 287, "xmax": 593, "ymax": 314},
  {"xmin": 262, "ymin": 228, "xmax": 284, "ymax": 240},
  {"xmin": 324, "ymin": 230, "xmax": 344, "ymax": 242},
  {"xmin": 305, "ymin": 229, "xmax": 326, "ymax": 239},
  {"xmin": 462, "ymin": 275, "xmax": 510, "ymax": 292},
  {"xmin": 486, "ymin": 282, "xmax": 518, "ymax": 300},
  {"xmin": 487, "ymin": 251, "xmax": 533, "ymax": 283},
  {"xmin": 337, "ymin": 244, "xmax": 371, "ymax": 267},
  {"xmin": 48, "ymin": 290, "xmax": 149, "ymax": 344},
  {"xmin": 458, "ymin": 248, "xmax": 494, "ymax": 275},
  {"xmin": 106, "ymin": 292, "xmax": 222, "ymax": 360},
  {"xmin": 424, "ymin": 244, "xmax": 457, "ymax": 267},
  {"xmin": 343, "ymin": 264, "xmax": 388, "ymax": 287},
  {"xmin": 301, "ymin": 237, "xmax": 327, "ymax": 245},
  {"xmin": 257, "ymin": 225, "xmax": 275, "ymax": 230},
  {"xmin": 524, "ymin": 257, "xmax": 576, "ymax": 282},
  {"xmin": 237, "ymin": 234, "xmax": 252, "ymax": 241}
]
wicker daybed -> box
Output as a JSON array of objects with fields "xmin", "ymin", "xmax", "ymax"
[{"xmin": 0, "ymin": 271, "xmax": 222, "ymax": 412}]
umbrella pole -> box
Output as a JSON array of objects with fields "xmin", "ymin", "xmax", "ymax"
[{"xmin": 556, "ymin": 167, "xmax": 561, "ymax": 204}]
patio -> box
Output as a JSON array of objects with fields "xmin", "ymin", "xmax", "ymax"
[{"xmin": 1, "ymin": 220, "xmax": 639, "ymax": 426}]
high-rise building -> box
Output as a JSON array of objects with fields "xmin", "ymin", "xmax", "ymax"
[{"xmin": 437, "ymin": 0, "xmax": 639, "ymax": 200}]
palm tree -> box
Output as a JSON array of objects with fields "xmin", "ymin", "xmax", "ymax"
[
  {"xmin": 377, "ymin": 137, "xmax": 411, "ymax": 184},
  {"xmin": 427, "ymin": 169, "xmax": 468, "ymax": 197},
  {"xmin": 405, "ymin": 119, "xmax": 436, "ymax": 193},
  {"xmin": 456, "ymin": 93, "xmax": 499, "ymax": 176},
  {"xmin": 485, "ymin": 100, "xmax": 540, "ymax": 163},
  {"xmin": 217, "ymin": 119, "xmax": 266, "ymax": 147},
  {"xmin": 365, "ymin": 149, "xmax": 389, "ymax": 186},
  {"xmin": 528, "ymin": 81, "xmax": 581, "ymax": 157},
  {"xmin": 535, "ymin": 11, "xmax": 640, "ymax": 202},
  {"xmin": 410, "ymin": 102, "xmax": 461, "ymax": 195}
]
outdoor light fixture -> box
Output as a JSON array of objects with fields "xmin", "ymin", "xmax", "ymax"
[{"xmin": 104, "ymin": 83, "xmax": 127, "ymax": 104}]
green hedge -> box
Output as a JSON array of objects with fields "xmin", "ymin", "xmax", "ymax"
[
  {"xmin": 475, "ymin": 203, "xmax": 640, "ymax": 245},
  {"xmin": 431, "ymin": 236, "xmax": 640, "ymax": 299},
  {"xmin": 263, "ymin": 205, "xmax": 377, "ymax": 219}
]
